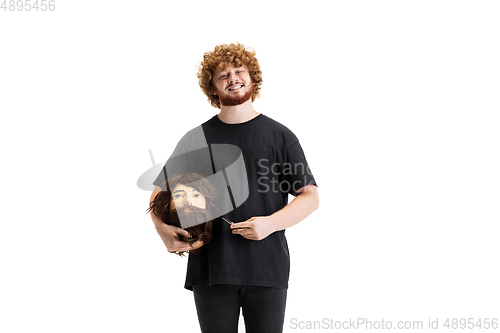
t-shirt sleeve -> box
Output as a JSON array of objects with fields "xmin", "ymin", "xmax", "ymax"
[{"xmin": 283, "ymin": 140, "xmax": 317, "ymax": 196}]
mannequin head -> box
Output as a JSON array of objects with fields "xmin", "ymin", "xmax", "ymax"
[{"xmin": 148, "ymin": 173, "xmax": 218, "ymax": 256}]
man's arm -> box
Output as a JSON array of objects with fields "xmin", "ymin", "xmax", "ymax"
[
  {"xmin": 150, "ymin": 186, "xmax": 192, "ymax": 252},
  {"xmin": 230, "ymin": 184, "xmax": 319, "ymax": 240}
]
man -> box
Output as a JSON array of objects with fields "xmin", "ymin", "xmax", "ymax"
[{"xmin": 149, "ymin": 43, "xmax": 319, "ymax": 333}]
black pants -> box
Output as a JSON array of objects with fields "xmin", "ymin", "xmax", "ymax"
[{"xmin": 192, "ymin": 284, "xmax": 288, "ymax": 333}]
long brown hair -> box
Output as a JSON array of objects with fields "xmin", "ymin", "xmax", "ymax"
[{"xmin": 147, "ymin": 173, "xmax": 218, "ymax": 256}]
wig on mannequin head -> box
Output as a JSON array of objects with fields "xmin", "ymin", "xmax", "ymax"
[{"xmin": 147, "ymin": 173, "xmax": 218, "ymax": 256}]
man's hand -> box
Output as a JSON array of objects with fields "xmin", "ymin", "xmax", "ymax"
[
  {"xmin": 150, "ymin": 185, "xmax": 191, "ymax": 253},
  {"xmin": 154, "ymin": 222, "xmax": 192, "ymax": 253},
  {"xmin": 230, "ymin": 184, "xmax": 319, "ymax": 241},
  {"xmin": 230, "ymin": 216, "xmax": 275, "ymax": 241}
]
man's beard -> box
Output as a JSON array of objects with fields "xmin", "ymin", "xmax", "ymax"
[{"xmin": 218, "ymin": 84, "xmax": 253, "ymax": 107}]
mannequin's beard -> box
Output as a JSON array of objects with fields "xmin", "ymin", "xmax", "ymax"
[
  {"xmin": 169, "ymin": 205, "xmax": 213, "ymax": 229},
  {"xmin": 218, "ymin": 84, "xmax": 253, "ymax": 107},
  {"xmin": 165, "ymin": 205, "xmax": 214, "ymax": 250}
]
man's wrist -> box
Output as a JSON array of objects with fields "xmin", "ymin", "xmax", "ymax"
[{"xmin": 267, "ymin": 214, "xmax": 281, "ymax": 233}]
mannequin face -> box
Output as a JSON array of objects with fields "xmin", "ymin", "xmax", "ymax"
[
  {"xmin": 211, "ymin": 65, "xmax": 253, "ymax": 106},
  {"xmin": 171, "ymin": 184, "xmax": 207, "ymax": 210}
]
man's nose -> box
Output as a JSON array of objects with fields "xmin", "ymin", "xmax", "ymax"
[
  {"xmin": 228, "ymin": 72, "xmax": 237, "ymax": 83},
  {"xmin": 184, "ymin": 198, "xmax": 192, "ymax": 206}
]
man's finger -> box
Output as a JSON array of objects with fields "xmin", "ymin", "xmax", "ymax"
[
  {"xmin": 230, "ymin": 222, "xmax": 250, "ymax": 229},
  {"xmin": 176, "ymin": 228, "xmax": 191, "ymax": 238},
  {"xmin": 233, "ymin": 227, "xmax": 250, "ymax": 237},
  {"xmin": 238, "ymin": 229, "xmax": 256, "ymax": 240},
  {"xmin": 171, "ymin": 242, "xmax": 191, "ymax": 252}
]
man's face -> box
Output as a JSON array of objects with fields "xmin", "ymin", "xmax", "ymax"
[
  {"xmin": 171, "ymin": 184, "xmax": 207, "ymax": 210},
  {"xmin": 211, "ymin": 64, "xmax": 253, "ymax": 106}
]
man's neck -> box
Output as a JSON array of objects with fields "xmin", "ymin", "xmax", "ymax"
[{"xmin": 217, "ymin": 100, "xmax": 259, "ymax": 124}]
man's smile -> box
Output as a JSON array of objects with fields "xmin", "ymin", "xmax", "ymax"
[{"xmin": 227, "ymin": 84, "xmax": 244, "ymax": 92}]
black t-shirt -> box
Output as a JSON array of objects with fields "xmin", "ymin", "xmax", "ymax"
[{"xmin": 154, "ymin": 114, "xmax": 317, "ymax": 290}]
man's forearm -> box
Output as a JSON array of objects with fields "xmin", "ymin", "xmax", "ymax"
[
  {"xmin": 269, "ymin": 184, "xmax": 319, "ymax": 232},
  {"xmin": 149, "ymin": 187, "xmax": 192, "ymax": 252},
  {"xmin": 150, "ymin": 208, "xmax": 163, "ymax": 227},
  {"xmin": 149, "ymin": 187, "xmax": 163, "ymax": 226}
]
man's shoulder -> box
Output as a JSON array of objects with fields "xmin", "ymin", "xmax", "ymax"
[
  {"xmin": 200, "ymin": 115, "xmax": 218, "ymax": 127},
  {"xmin": 259, "ymin": 114, "xmax": 300, "ymax": 145},
  {"xmin": 181, "ymin": 115, "xmax": 219, "ymax": 140},
  {"xmin": 259, "ymin": 114, "xmax": 292, "ymax": 132},
  {"xmin": 171, "ymin": 122, "xmax": 211, "ymax": 157}
]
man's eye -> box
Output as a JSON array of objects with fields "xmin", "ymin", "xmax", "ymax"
[
  {"xmin": 173, "ymin": 194, "xmax": 182, "ymax": 199},
  {"xmin": 194, "ymin": 194, "xmax": 201, "ymax": 198}
]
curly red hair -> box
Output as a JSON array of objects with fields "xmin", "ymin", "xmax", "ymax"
[{"xmin": 197, "ymin": 43, "xmax": 263, "ymax": 109}]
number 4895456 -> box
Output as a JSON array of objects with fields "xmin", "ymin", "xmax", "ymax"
[{"xmin": 1, "ymin": 0, "xmax": 56, "ymax": 11}]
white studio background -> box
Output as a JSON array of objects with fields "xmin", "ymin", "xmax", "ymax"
[{"xmin": 1, "ymin": 1, "xmax": 499, "ymax": 332}]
